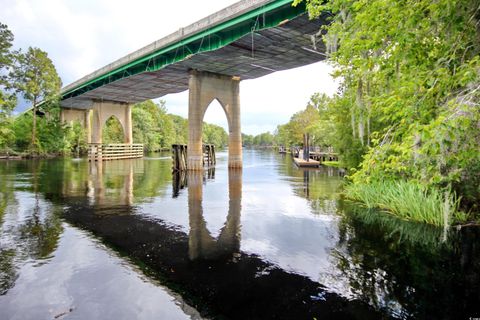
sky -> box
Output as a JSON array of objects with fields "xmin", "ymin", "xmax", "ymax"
[{"xmin": 1, "ymin": 0, "xmax": 338, "ymax": 135}]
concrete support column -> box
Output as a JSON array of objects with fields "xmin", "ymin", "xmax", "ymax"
[
  {"xmin": 91, "ymin": 100, "xmax": 133, "ymax": 144},
  {"xmin": 188, "ymin": 72, "xmax": 205, "ymax": 170},
  {"xmin": 85, "ymin": 109, "xmax": 92, "ymax": 144},
  {"xmin": 187, "ymin": 70, "xmax": 242, "ymax": 170},
  {"xmin": 91, "ymin": 104, "xmax": 103, "ymax": 144},
  {"xmin": 227, "ymin": 82, "xmax": 242, "ymax": 169},
  {"xmin": 124, "ymin": 104, "xmax": 132, "ymax": 144}
]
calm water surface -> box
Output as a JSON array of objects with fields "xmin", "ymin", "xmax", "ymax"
[{"xmin": 0, "ymin": 150, "xmax": 478, "ymax": 319}]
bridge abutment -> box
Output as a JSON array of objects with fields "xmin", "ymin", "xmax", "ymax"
[{"xmin": 188, "ymin": 70, "xmax": 242, "ymax": 170}]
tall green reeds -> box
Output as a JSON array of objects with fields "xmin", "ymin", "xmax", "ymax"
[{"xmin": 343, "ymin": 180, "xmax": 467, "ymax": 226}]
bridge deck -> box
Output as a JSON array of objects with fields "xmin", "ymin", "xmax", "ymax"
[{"xmin": 61, "ymin": 0, "xmax": 328, "ymax": 109}]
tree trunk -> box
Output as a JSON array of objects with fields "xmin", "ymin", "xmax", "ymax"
[
  {"xmin": 366, "ymin": 79, "xmax": 371, "ymax": 147},
  {"xmin": 32, "ymin": 96, "xmax": 37, "ymax": 152},
  {"xmin": 303, "ymin": 133, "xmax": 310, "ymax": 161},
  {"xmin": 351, "ymin": 107, "xmax": 356, "ymax": 139},
  {"xmin": 356, "ymin": 79, "xmax": 365, "ymax": 146}
]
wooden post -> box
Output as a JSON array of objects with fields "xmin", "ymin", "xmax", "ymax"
[{"xmin": 173, "ymin": 144, "xmax": 215, "ymax": 170}]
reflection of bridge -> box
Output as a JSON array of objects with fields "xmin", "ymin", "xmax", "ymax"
[
  {"xmin": 60, "ymin": 165, "xmax": 382, "ymax": 319},
  {"xmin": 59, "ymin": 0, "xmax": 329, "ymax": 168},
  {"xmin": 62, "ymin": 159, "xmax": 243, "ymax": 260}
]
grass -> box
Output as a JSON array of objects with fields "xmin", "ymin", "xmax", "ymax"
[
  {"xmin": 321, "ymin": 161, "xmax": 340, "ymax": 168},
  {"xmin": 343, "ymin": 180, "xmax": 468, "ymax": 226}
]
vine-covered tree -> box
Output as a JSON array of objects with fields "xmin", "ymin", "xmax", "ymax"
[{"xmin": 294, "ymin": 0, "xmax": 480, "ymax": 211}]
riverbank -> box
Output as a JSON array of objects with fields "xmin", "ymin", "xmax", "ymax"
[{"xmin": 0, "ymin": 151, "xmax": 69, "ymax": 160}]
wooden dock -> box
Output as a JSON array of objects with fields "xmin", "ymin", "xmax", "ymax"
[
  {"xmin": 293, "ymin": 157, "xmax": 320, "ymax": 168},
  {"xmin": 88, "ymin": 143, "xmax": 144, "ymax": 161}
]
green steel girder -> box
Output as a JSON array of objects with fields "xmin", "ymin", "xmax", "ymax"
[{"xmin": 62, "ymin": 0, "xmax": 306, "ymax": 101}]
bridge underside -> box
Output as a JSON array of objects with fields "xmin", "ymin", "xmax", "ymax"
[{"xmin": 61, "ymin": 13, "xmax": 327, "ymax": 109}]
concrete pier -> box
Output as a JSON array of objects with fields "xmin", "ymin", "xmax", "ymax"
[{"xmin": 188, "ymin": 71, "xmax": 242, "ymax": 170}]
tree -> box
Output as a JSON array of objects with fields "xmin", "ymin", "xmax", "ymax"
[
  {"xmin": 203, "ymin": 122, "xmax": 228, "ymax": 147},
  {"xmin": 11, "ymin": 47, "xmax": 61, "ymax": 151},
  {"xmin": 131, "ymin": 100, "xmax": 176, "ymax": 151},
  {"xmin": 0, "ymin": 23, "xmax": 16, "ymax": 152},
  {"xmin": 0, "ymin": 22, "xmax": 16, "ymax": 114},
  {"xmin": 242, "ymin": 133, "xmax": 254, "ymax": 147}
]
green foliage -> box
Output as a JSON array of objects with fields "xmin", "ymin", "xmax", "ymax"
[
  {"xmin": 12, "ymin": 47, "xmax": 62, "ymax": 104},
  {"xmin": 103, "ymin": 116, "xmax": 124, "ymax": 144},
  {"xmin": 344, "ymin": 180, "xmax": 467, "ymax": 226},
  {"xmin": 10, "ymin": 47, "xmax": 61, "ymax": 151},
  {"xmin": 130, "ymin": 100, "xmax": 228, "ymax": 150},
  {"xmin": 295, "ymin": 0, "xmax": 480, "ymax": 214},
  {"xmin": 202, "ymin": 122, "xmax": 228, "ymax": 148},
  {"xmin": 0, "ymin": 23, "xmax": 17, "ymax": 152},
  {"xmin": 9, "ymin": 109, "xmax": 80, "ymax": 155},
  {"xmin": 268, "ymin": 93, "xmax": 339, "ymax": 150},
  {"xmin": 0, "ymin": 22, "xmax": 14, "ymax": 71},
  {"xmin": 253, "ymin": 131, "xmax": 274, "ymax": 146},
  {"xmin": 170, "ymin": 114, "xmax": 188, "ymax": 145},
  {"xmin": 242, "ymin": 133, "xmax": 254, "ymax": 147},
  {"xmin": 130, "ymin": 100, "xmax": 175, "ymax": 151}
]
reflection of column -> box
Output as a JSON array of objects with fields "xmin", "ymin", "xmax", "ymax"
[
  {"xmin": 87, "ymin": 160, "xmax": 138, "ymax": 207},
  {"xmin": 124, "ymin": 161, "xmax": 134, "ymax": 206},
  {"xmin": 188, "ymin": 169, "xmax": 242, "ymax": 260},
  {"xmin": 218, "ymin": 168, "xmax": 242, "ymax": 254},
  {"xmin": 303, "ymin": 170, "xmax": 310, "ymax": 198},
  {"xmin": 89, "ymin": 161, "xmax": 104, "ymax": 205},
  {"xmin": 188, "ymin": 171, "xmax": 209, "ymax": 260}
]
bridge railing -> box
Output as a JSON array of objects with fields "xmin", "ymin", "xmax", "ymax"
[{"xmin": 88, "ymin": 143, "xmax": 144, "ymax": 161}]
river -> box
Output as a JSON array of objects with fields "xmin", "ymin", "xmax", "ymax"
[{"xmin": 0, "ymin": 149, "xmax": 478, "ymax": 319}]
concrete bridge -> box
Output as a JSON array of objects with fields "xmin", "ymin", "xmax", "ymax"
[{"xmin": 60, "ymin": 0, "xmax": 328, "ymax": 169}]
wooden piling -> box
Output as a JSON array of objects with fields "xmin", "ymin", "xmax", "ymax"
[{"xmin": 172, "ymin": 144, "xmax": 215, "ymax": 171}]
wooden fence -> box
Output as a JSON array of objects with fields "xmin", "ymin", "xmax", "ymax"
[{"xmin": 88, "ymin": 143, "xmax": 144, "ymax": 161}]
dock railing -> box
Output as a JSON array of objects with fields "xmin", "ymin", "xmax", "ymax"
[{"xmin": 88, "ymin": 143, "xmax": 144, "ymax": 161}]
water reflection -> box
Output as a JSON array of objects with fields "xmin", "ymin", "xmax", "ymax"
[
  {"xmin": 275, "ymin": 155, "xmax": 343, "ymax": 215},
  {"xmin": 0, "ymin": 160, "xmax": 63, "ymax": 295},
  {"xmin": 86, "ymin": 160, "xmax": 136, "ymax": 206},
  {"xmin": 333, "ymin": 203, "xmax": 480, "ymax": 318},
  {"xmin": 0, "ymin": 152, "xmax": 479, "ymax": 319},
  {"xmin": 188, "ymin": 169, "xmax": 241, "ymax": 260}
]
